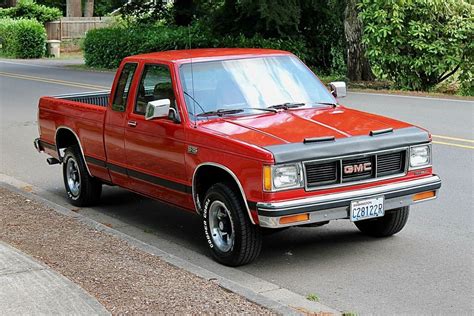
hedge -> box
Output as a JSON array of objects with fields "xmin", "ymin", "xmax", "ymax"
[
  {"xmin": 84, "ymin": 24, "xmax": 310, "ymax": 69},
  {"xmin": 0, "ymin": 0, "xmax": 62, "ymax": 24},
  {"xmin": 0, "ymin": 18, "xmax": 46, "ymax": 58}
]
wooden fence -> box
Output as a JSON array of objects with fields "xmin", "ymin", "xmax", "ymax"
[{"xmin": 45, "ymin": 17, "xmax": 111, "ymax": 41}]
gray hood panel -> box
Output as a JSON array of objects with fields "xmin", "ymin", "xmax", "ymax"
[{"xmin": 265, "ymin": 126, "xmax": 429, "ymax": 163}]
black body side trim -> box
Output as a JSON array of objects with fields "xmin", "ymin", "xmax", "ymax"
[
  {"xmin": 40, "ymin": 140, "xmax": 57, "ymax": 151},
  {"xmin": 85, "ymin": 156, "xmax": 192, "ymax": 194},
  {"xmin": 257, "ymin": 180, "xmax": 441, "ymax": 217},
  {"xmin": 85, "ymin": 156, "xmax": 107, "ymax": 168},
  {"xmin": 265, "ymin": 126, "xmax": 429, "ymax": 163}
]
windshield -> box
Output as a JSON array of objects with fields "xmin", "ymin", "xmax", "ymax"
[{"xmin": 179, "ymin": 55, "xmax": 335, "ymax": 118}]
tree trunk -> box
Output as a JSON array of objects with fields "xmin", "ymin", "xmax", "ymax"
[
  {"xmin": 7, "ymin": 0, "xmax": 17, "ymax": 7},
  {"xmin": 84, "ymin": 0, "xmax": 94, "ymax": 17},
  {"xmin": 344, "ymin": 0, "xmax": 374, "ymax": 81},
  {"xmin": 66, "ymin": 0, "xmax": 82, "ymax": 17}
]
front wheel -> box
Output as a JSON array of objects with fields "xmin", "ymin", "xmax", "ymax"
[
  {"xmin": 354, "ymin": 206, "xmax": 409, "ymax": 237},
  {"xmin": 62, "ymin": 146, "xmax": 102, "ymax": 207},
  {"xmin": 202, "ymin": 183, "xmax": 262, "ymax": 266}
]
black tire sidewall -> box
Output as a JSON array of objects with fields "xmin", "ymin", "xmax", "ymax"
[
  {"xmin": 62, "ymin": 148, "xmax": 83, "ymax": 202},
  {"xmin": 202, "ymin": 187, "xmax": 241, "ymax": 261}
]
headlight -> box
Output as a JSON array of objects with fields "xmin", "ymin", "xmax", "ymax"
[
  {"xmin": 409, "ymin": 144, "xmax": 431, "ymax": 169},
  {"xmin": 263, "ymin": 163, "xmax": 303, "ymax": 191}
]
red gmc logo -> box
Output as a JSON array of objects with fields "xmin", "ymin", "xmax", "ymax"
[{"xmin": 344, "ymin": 162, "xmax": 372, "ymax": 174}]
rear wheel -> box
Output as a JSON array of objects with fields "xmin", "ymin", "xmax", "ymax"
[
  {"xmin": 354, "ymin": 206, "xmax": 409, "ymax": 237},
  {"xmin": 62, "ymin": 146, "xmax": 102, "ymax": 207},
  {"xmin": 202, "ymin": 183, "xmax": 262, "ymax": 266}
]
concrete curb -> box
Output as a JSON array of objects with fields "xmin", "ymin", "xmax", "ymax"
[{"xmin": 0, "ymin": 174, "xmax": 341, "ymax": 315}]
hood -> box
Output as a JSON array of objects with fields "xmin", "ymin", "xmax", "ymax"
[{"xmin": 201, "ymin": 106, "xmax": 414, "ymax": 147}]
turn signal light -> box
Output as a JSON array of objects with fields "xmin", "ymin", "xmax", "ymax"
[
  {"xmin": 263, "ymin": 165, "xmax": 272, "ymax": 191},
  {"xmin": 413, "ymin": 191, "xmax": 436, "ymax": 201},
  {"xmin": 279, "ymin": 213, "xmax": 309, "ymax": 225}
]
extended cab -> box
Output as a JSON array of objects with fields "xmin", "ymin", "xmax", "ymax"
[{"xmin": 35, "ymin": 49, "xmax": 441, "ymax": 266}]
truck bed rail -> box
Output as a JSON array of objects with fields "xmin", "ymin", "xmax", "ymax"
[{"xmin": 54, "ymin": 91, "xmax": 110, "ymax": 107}]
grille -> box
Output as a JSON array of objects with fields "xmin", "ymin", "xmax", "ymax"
[
  {"xmin": 305, "ymin": 161, "xmax": 339, "ymax": 186},
  {"xmin": 304, "ymin": 149, "xmax": 407, "ymax": 189},
  {"xmin": 377, "ymin": 151, "xmax": 405, "ymax": 176},
  {"xmin": 341, "ymin": 156, "xmax": 374, "ymax": 182}
]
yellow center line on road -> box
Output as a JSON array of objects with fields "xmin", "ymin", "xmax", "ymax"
[
  {"xmin": 432, "ymin": 135, "xmax": 474, "ymax": 144},
  {"xmin": 432, "ymin": 141, "xmax": 474, "ymax": 150},
  {"xmin": 0, "ymin": 71, "xmax": 109, "ymax": 91}
]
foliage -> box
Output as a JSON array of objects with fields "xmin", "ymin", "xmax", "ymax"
[
  {"xmin": 0, "ymin": 0, "xmax": 62, "ymax": 24},
  {"xmin": 94, "ymin": 0, "xmax": 128, "ymax": 17},
  {"xmin": 200, "ymin": 0, "xmax": 346, "ymax": 74},
  {"xmin": 0, "ymin": 18, "xmax": 46, "ymax": 58},
  {"xmin": 83, "ymin": 23, "xmax": 310, "ymax": 69},
  {"xmin": 359, "ymin": 0, "xmax": 474, "ymax": 90},
  {"xmin": 119, "ymin": 0, "xmax": 170, "ymax": 25}
]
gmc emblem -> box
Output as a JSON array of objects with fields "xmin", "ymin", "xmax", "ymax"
[{"xmin": 344, "ymin": 162, "xmax": 372, "ymax": 174}]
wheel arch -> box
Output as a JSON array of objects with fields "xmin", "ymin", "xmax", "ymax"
[
  {"xmin": 55, "ymin": 126, "xmax": 92, "ymax": 176},
  {"xmin": 192, "ymin": 162, "xmax": 255, "ymax": 225}
]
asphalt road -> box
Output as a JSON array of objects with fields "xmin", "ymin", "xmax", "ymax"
[{"xmin": 1, "ymin": 59, "xmax": 473, "ymax": 315}]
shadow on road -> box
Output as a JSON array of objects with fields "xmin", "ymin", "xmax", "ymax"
[{"xmin": 58, "ymin": 185, "xmax": 383, "ymax": 268}]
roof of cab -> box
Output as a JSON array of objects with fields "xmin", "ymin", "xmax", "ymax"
[{"xmin": 125, "ymin": 48, "xmax": 292, "ymax": 64}]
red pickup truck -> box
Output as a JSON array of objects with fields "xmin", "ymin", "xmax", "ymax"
[{"xmin": 35, "ymin": 49, "xmax": 441, "ymax": 266}]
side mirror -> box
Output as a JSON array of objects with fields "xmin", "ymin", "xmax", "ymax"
[
  {"xmin": 329, "ymin": 81, "xmax": 347, "ymax": 98},
  {"xmin": 145, "ymin": 99, "xmax": 170, "ymax": 120}
]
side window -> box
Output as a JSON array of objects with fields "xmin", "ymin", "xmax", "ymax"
[
  {"xmin": 135, "ymin": 64, "xmax": 176, "ymax": 115},
  {"xmin": 112, "ymin": 63, "xmax": 137, "ymax": 112}
]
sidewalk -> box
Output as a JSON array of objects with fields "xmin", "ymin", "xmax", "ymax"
[
  {"xmin": 0, "ymin": 186, "xmax": 272, "ymax": 314},
  {"xmin": 0, "ymin": 242, "xmax": 109, "ymax": 315}
]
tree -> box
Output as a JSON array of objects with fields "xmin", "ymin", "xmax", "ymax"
[
  {"xmin": 84, "ymin": 0, "xmax": 94, "ymax": 17},
  {"xmin": 173, "ymin": 0, "xmax": 195, "ymax": 26},
  {"xmin": 359, "ymin": 0, "xmax": 473, "ymax": 90},
  {"xmin": 344, "ymin": 0, "xmax": 373, "ymax": 81},
  {"xmin": 66, "ymin": 0, "xmax": 81, "ymax": 17},
  {"xmin": 120, "ymin": 0, "xmax": 168, "ymax": 25}
]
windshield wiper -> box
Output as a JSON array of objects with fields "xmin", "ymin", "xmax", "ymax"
[
  {"xmin": 240, "ymin": 107, "xmax": 278, "ymax": 113},
  {"xmin": 196, "ymin": 107, "xmax": 277, "ymax": 117},
  {"xmin": 196, "ymin": 108, "xmax": 244, "ymax": 117},
  {"xmin": 268, "ymin": 102, "xmax": 306, "ymax": 110},
  {"xmin": 312, "ymin": 101, "xmax": 338, "ymax": 107}
]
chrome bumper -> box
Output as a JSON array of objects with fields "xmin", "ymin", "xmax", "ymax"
[{"xmin": 257, "ymin": 175, "xmax": 441, "ymax": 228}]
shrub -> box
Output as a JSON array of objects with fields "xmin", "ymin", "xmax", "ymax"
[
  {"xmin": 0, "ymin": 18, "xmax": 46, "ymax": 58},
  {"xmin": 0, "ymin": 0, "xmax": 62, "ymax": 24},
  {"xmin": 359, "ymin": 0, "xmax": 474, "ymax": 90},
  {"xmin": 84, "ymin": 24, "xmax": 310, "ymax": 69}
]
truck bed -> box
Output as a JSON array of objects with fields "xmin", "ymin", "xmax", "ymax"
[
  {"xmin": 54, "ymin": 91, "xmax": 110, "ymax": 107},
  {"xmin": 37, "ymin": 91, "xmax": 110, "ymax": 163}
]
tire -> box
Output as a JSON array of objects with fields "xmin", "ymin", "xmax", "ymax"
[
  {"xmin": 62, "ymin": 146, "xmax": 102, "ymax": 207},
  {"xmin": 354, "ymin": 206, "xmax": 409, "ymax": 237},
  {"xmin": 202, "ymin": 183, "xmax": 262, "ymax": 266}
]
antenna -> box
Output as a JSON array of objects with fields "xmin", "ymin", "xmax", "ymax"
[{"xmin": 188, "ymin": 26, "xmax": 197, "ymax": 128}]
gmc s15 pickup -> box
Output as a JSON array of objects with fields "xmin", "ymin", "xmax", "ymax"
[{"xmin": 35, "ymin": 49, "xmax": 441, "ymax": 266}]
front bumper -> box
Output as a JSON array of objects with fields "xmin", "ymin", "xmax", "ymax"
[{"xmin": 257, "ymin": 175, "xmax": 441, "ymax": 228}]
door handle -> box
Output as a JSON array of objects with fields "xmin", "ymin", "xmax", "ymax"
[{"xmin": 127, "ymin": 120, "xmax": 137, "ymax": 127}]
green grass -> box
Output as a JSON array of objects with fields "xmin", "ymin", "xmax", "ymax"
[{"xmin": 306, "ymin": 293, "xmax": 320, "ymax": 302}]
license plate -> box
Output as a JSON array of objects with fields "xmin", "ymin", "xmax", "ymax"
[{"xmin": 350, "ymin": 196, "xmax": 384, "ymax": 222}]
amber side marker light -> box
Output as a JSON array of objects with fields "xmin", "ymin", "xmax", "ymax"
[
  {"xmin": 413, "ymin": 191, "xmax": 436, "ymax": 201},
  {"xmin": 263, "ymin": 165, "xmax": 272, "ymax": 191},
  {"xmin": 279, "ymin": 213, "xmax": 310, "ymax": 225}
]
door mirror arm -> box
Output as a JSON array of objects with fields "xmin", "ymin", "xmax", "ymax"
[{"xmin": 168, "ymin": 107, "xmax": 181, "ymax": 123}]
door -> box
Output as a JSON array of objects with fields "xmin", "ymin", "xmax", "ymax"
[
  {"xmin": 104, "ymin": 62, "xmax": 138, "ymax": 187},
  {"xmin": 124, "ymin": 63, "xmax": 189, "ymax": 206}
]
